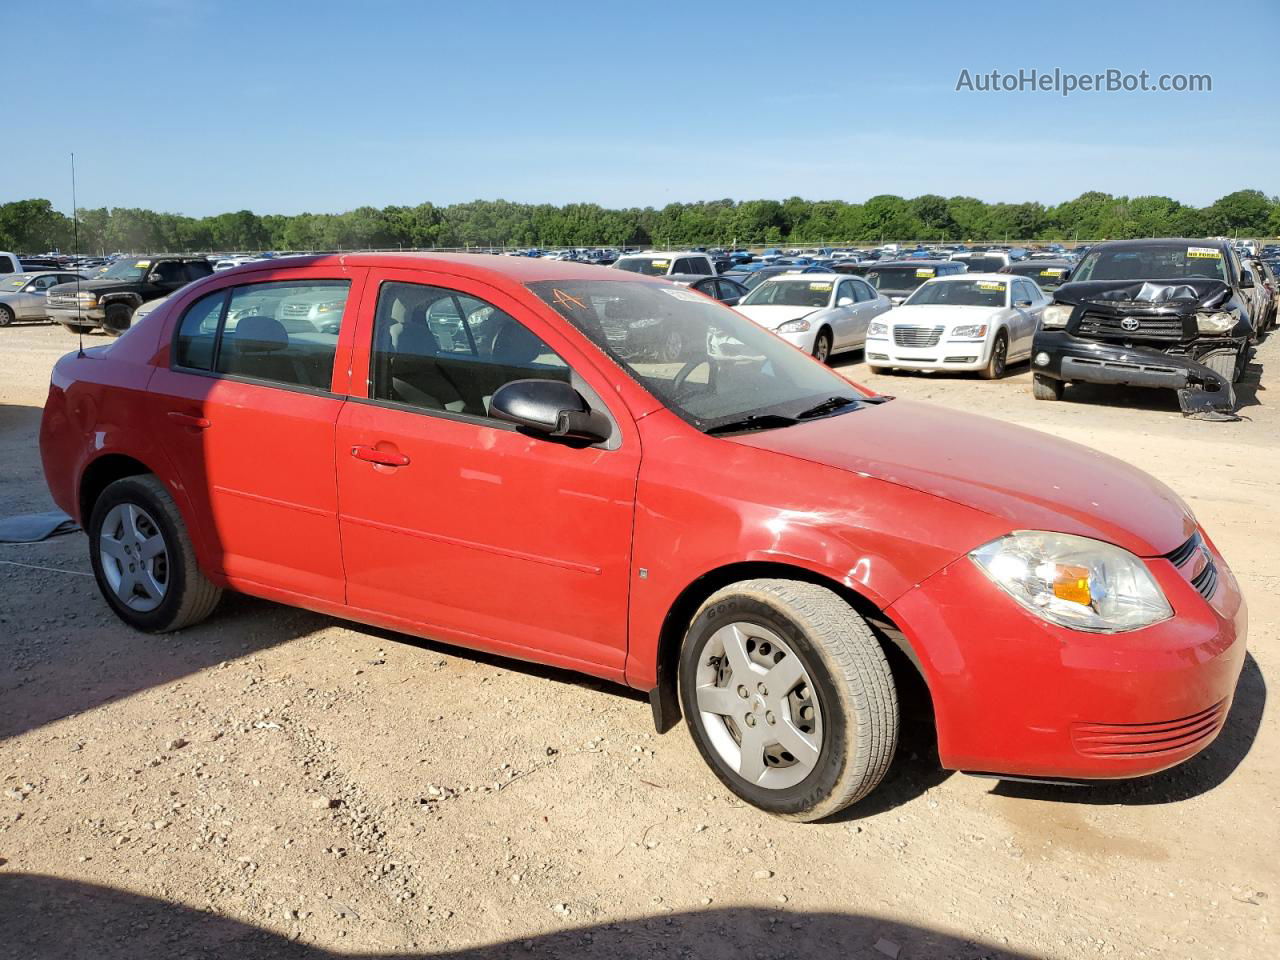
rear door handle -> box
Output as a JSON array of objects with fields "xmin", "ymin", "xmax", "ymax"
[
  {"xmin": 167, "ymin": 411, "xmax": 211, "ymax": 429},
  {"xmin": 351, "ymin": 445, "xmax": 410, "ymax": 467}
]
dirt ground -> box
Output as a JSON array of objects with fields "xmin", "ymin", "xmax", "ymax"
[{"xmin": 1, "ymin": 321, "xmax": 1276, "ymax": 960}]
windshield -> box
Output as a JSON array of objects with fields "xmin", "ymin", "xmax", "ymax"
[
  {"xmin": 864, "ymin": 266, "xmax": 936, "ymax": 294},
  {"xmin": 96, "ymin": 258, "xmax": 152, "ymax": 280},
  {"xmin": 1010, "ymin": 263, "xmax": 1070, "ymax": 288},
  {"xmin": 613, "ymin": 256, "xmax": 671, "ymax": 276},
  {"xmin": 527, "ymin": 279, "xmax": 865, "ymax": 432},
  {"xmin": 955, "ymin": 255, "xmax": 1006, "ymax": 272},
  {"xmin": 740, "ymin": 278, "xmax": 834, "ymax": 308},
  {"xmin": 1071, "ymin": 243, "xmax": 1229, "ymax": 283},
  {"xmin": 5, "ymin": 275, "xmax": 33, "ymax": 289},
  {"xmin": 905, "ymin": 279, "xmax": 1008, "ymax": 308}
]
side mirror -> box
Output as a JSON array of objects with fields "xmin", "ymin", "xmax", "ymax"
[
  {"xmin": 1239, "ymin": 271, "xmax": 1254, "ymax": 289},
  {"xmin": 490, "ymin": 379, "xmax": 611, "ymax": 443},
  {"xmin": 836, "ymin": 296, "xmax": 854, "ymax": 306}
]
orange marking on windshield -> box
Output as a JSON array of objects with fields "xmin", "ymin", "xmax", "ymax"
[{"xmin": 551, "ymin": 288, "xmax": 587, "ymax": 309}]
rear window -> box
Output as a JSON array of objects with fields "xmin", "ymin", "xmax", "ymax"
[{"xmin": 614, "ymin": 257, "xmax": 671, "ymax": 276}]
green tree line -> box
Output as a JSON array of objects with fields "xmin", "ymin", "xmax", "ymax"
[{"xmin": 2, "ymin": 190, "xmax": 1278, "ymax": 254}]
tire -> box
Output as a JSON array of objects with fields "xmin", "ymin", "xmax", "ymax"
[
  {"xmin": 812, "ymin": 329, "xmax": 833, "ymax": 365},
  {"xmin": 103, "ymin": 303, "xmax": 134, "ymax": 337},
  {"xmin": 0, "ymin": 305, "xmax": 13, "ymax": 327},
  {"xmin": 678, "ymin": 578, "xmax": 898, "ymax": 822},
  {"xmin": 62, "ymin": 322, "xmax": 97, "ymax": 334},
  {"xmin": 88, "ymin": 475, "xmax": 222, "ymax": 633},
  {"xmin": 979, "ymin": 330, "xmax": 1008, "ymax": 380},
  {"xmin": 866, "ymin": 366, "xmax": 888, "ymax": 376},
  {"xmin": 1032, "ymin": 373, "xmax": 1064, "ymax": 400}
]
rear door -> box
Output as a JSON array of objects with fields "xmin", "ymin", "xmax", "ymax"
[
  {"xmin": 148, "ymin": 266, "xmax": 365, "ymax": 603},
  {"xmin": 333, "ymin": 269, "xmax": 640, "ymax": 677}
]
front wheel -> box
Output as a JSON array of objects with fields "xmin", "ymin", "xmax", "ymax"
[
  {"xmin": 812, "ymin": 329, "xmax": 833, "ymax": 365},
  {"xmin": 0, "ymin": 305, "xmax": 14, "ymax": 326},
  {"xmin": 103, "ymin": 303, "xmax": 134, "ymax": 337},
  {"xmin": 88, "ymin": 475, "xmax": 222, "ymax": 632},
  {"xmin": 678, "ymin": 579, "xmax": 898, "ymax": 821},
  {"xmin": 1032, "ymin": 373, "xmax": 1064, "ymax": 400},
  {"xmin": 980, "ymin": 331, "xmax": 1008, "ymax": 380}
]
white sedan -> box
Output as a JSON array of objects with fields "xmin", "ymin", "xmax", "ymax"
[
  {"xmin": 864, "ymin": 273, "xmax": 1048, "ymax": 379},
  {"xmin": 734, "ymin": 273, "xmax": 892, "ymax": 363}
]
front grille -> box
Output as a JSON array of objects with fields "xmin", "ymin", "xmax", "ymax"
[
  {"xmin": 1076, "ymin": 310, "xmax": 1185, "ymax": 341},
  {"xmin": 893, "ymin": 324, "xmax": 944, "ymax": 348},
  {"xmin": 47, "ymin": 293, "xmax": 81, "ymax": 308},
  {"xmin": 1071, "ymin": 699, "xmax": 1227, "ymax": 758},
  {"xmin": 281, "ymin": 303, "xmax": 312, "ymax": 318}
]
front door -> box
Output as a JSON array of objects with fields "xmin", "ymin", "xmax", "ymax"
[{"xmin": 335, "ymin": 271, "xmax": 640, "ymax": 676}]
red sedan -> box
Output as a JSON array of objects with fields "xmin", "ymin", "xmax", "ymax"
[{"xmin": 39, "ymin": 254, "xmax": 1247, "ymax": 820}]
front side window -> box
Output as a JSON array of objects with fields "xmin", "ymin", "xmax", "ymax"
[
  {"xmin": 371, "ymin": 281, "xmax": 568, "ymax": 418},
  {"xmin": 173, "ymin": 280, "xmax": 349, "ymax": 390},
  {"xmin": 528, "ymin": 279, "xmax": 868, "ymax": 433}
]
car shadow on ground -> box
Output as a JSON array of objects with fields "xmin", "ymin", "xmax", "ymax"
[
  {"xmin": 0, "ymin": 873, "xmax": 1033, "ymax": 960},
  {"xmin": 989, "ymin": 652, "xmax": 1265, "ymax": 806}
]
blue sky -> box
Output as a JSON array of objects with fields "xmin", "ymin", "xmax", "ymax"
[{"xmin": 10, "ymin": 0, "xmax": 1277, "ymax": 216}]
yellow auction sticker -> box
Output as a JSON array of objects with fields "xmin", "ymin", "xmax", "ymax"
[
  {"xmin": 135, "ymin": 260, "xmax": 152, "ymax": 268},
  {"xmin": 809, "ymin": 281, "xmax": 833, "ymax": 291},
  {"xmin": 1041, "ymin": 268, "xmax": 1065, "ymax": 276},
  {"xmin": 977, "ymin": 281, "xmax": 1006, "ymax": 291},
  {"xmin": 1186, "ymin": 247, "xmax": 1220, "ymax": 259},
  {"xmin": 915, "ymin": 268, "xmax": 935, "ymax": 278},
  {"xmin": 650, "ymin": 260, "xmax": 669, "ymax": 268}
]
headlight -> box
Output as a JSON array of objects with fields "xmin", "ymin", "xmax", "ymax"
[
  {"xmin": 776, "ymin": 318, "xmax": 811, "ymax": 333},
  {"xmin": 970, "ymin": 531, "xmax": 1172, "ymax": 633},
  {"xmin": 75, "ymin": 291, "xmax": 98, "ymax": 306},
  {"xmin": 1196, "ymin": 310, "xmax": 1237, "ymax": 333},
  {"xmin": 1041, "ymin": 304, "xmax": 1073, "ymax": 328},
  {"xmin": 867, "ymin": 321, "xmax": 887, "ymax": 337},
  {"xmin": 950, "ymin": 324, "xmax": 987, "ymax": 338},
  {"xmin": 311, "ymin": 300, "xmax": 344, "ymax": 315}
]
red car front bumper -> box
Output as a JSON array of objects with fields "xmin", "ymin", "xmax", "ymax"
[{"xmin": 889, "ymin": 533, "xmax": 1247, "ymax": 780}]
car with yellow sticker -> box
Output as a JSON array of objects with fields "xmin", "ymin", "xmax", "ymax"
[
  {"xmin": 858, "ymin": 259, "xmax": 967, "ymax": 306},
  {"xmin": 1000, "ymin": 258, "xmax": 1074, "ymax": 291},
  {"xmin": 735, "ymin": 273, "xmax": 893, "ymax": 363},
  {"xmin": 611, "ymin": 251, "xmax": 716, "ymax": 278},
  {"xmin": 46, "ymin": 255, "xmax": 213, "ymax": 336},
  {"xmin": 866, "ymin": 273, "xmax": 1048, "ymax": 379},
  {"xmin": 1030, "ymin": 239, "xmax": 1256, "ymax": 417}
]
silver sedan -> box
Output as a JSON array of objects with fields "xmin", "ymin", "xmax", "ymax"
[{"xmin": 0, "ymin": 271, "xmax": 86, "ymax": 326}]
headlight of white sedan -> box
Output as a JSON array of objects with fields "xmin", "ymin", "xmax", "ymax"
[
  {"xmin": 970, "ymin": 531, "xmax": 1173, "ymax": 633},
  {"xmin": 1040, "ymin": 304, "xmax": 1073, "ymax": 328},
  {"xmin": 950, "ymin": 324, "xmax": 988, "ymax": 338},
  {"xmin": 776, "ymin": 318, "xmax": 811, "ymax": 333},
  {"xmin": 867, "ymin": 321, "xmax": 887, "ymax": 338}
]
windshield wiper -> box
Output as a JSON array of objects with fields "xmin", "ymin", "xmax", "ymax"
[
  {"xmin": 705, "ymin": 413, "xmax": 798, "ymax": 436},
  {"xmin": 795, "ymin": 396, "xmax": 860, "ymax": 419}
]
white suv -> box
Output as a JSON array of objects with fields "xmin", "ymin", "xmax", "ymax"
[{"xmin": 612, "ymin": 251, "xmax": 715, "ymax": 277}]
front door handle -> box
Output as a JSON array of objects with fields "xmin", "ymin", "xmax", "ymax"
[
  {"xmin": 351, "ymin": 445, "xmax": 410, "ymax": 467},
  {"xmin": 167, "ymin": 411, "xmax": 211, "ymax": 429}
]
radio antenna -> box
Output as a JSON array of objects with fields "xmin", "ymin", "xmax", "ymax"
[{"xmin": 71, "ymin": 152, "xmax": 84, "ymax": 357}]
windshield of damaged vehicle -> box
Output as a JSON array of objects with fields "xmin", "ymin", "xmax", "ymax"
[
  {"xmin": 1071, "ymin": 243, "xmax": 1229, "ymax": 283},
  {"xmin": 740, "ymin": 278, "xmax": 834, "ymax": 308},
  {"xmin": 863, "ymin": 266, "xmax": 934, "ymax": 293},
  {"xmin": 955, "ymin": 255, "xmax": 1007, "ymax": 272},
  {"xmin": 527, "ymin": 279, "xmax": 866, "ymax": 432},
  {"xmin": 905, "ymin": 279, "xmax": 1008, "ymax": 308},
  {"xmin": 95, "ymin": 259, "xmax": 151, "ymax": 280}
]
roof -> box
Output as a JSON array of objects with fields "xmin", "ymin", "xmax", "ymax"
[
  {"xmin": 1002, "ymin": 259, "xmax": 1073, "ymax": 270},
  {"xmin": 937, "ymin": 272, "xmax": 1012, "ymax": 282},
  {"xmin": 216, "ymin": 251, "xmax": 649, "ymax": 285},
  {"xmin": 1084, "ymin": 238, "xmax": 1228, "ymax": 250},
  {"xmin": 624, "ymin": 251, "xmax": 710, "ymax": 259},
  {"xmin": 757, "ymin": 272, "xmax": 843, "ymax": 282},
  {"xmin": 863, "ymin": 259, "xmax": 956, "ymax": 268}
]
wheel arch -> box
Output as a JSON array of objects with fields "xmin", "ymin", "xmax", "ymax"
[
  {"xmin": 647, "ymin": 559, "xmax": 933, "ymax": 734},
  {"xmin": 78, "ymin": 453, "xmax": 156, "ymax": 526}
]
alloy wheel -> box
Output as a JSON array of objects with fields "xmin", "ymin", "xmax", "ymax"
[{"xmin": 98, "ymin": 503, "xmax": 170, "ymax": 612}]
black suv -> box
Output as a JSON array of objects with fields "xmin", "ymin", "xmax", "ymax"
[
  {"xmin": 47, "ymin": 255, "xmax": 213, "ymax": 336},
  {"xmin": 1030, "ymin": 238, "xmax": 1256, "ymax": 416}
]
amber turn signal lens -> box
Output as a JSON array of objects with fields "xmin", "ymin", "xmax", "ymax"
[{"xmin": 1052, "ymin": 564, "xmax": 1092, "ymax": 605}]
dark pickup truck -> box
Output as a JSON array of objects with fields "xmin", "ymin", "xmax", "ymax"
[
  {"xmin": 47, "ymin": 255, "xmax": 213, "ymax": 336},
  {"xmin": 1030, "ymin": 238, "xmax": 1256, "ymax": 417}
]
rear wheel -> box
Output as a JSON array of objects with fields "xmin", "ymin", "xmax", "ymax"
[
  {"xmin": 1032, "ymin": 373, "xmax": 1064, "ymax": 400},
  {"xmin": 103, "ymin": 303, "xmax": 134, "ymax": 337},
  {"xmin": 678, "ymin": 578, "xmax": 898, "ymax": 821},
  {"xmin": 980, "ymin": 331, "xmax": 1008, "ymax": 380},
  {"xmin": 88, "ymin": 475, "xmax": 222, "ymax": 632},
  {"xmin": 0, "ymin": 305, "xmax": 14, "ymax": 326}
]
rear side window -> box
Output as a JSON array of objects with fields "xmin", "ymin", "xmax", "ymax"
[
  {"xmin": 173, "ymin": 280, "xmax": 350, "ymax": 391},
  {"xmin": 687, "ymin": 257, "xmax": 712, "ymax": 276},
  {"xmin": 0, "ymin": 255, "xmax": 15, "ymax": 272}
]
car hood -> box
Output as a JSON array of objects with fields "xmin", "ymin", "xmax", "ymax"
[
  {"xmin": 48, "ymin": 278, "xmax": 139, "ymax": 296},
  {"xmin": 736, "ymin": 304, "xmax": 822, "ymax": 328},
  {"xmin": 887, "ymin": 304, "xmax": 1000, "ymax": 325},
  {"xmin": 732, "ymin": 399, "xmax": 1194, "ymax": 557},
  {"xmin": 1056, "ymin": 278, "xmax": 1231, "ymax": 312}
]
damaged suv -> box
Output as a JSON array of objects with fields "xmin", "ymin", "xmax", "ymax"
[{"xmin": 1030, "ymin": 239, "xmax": 1255, "ymax": 416}]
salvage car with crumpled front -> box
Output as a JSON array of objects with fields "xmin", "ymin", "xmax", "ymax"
[{"xmin": 1029, "ymin": 238, "xmax": 1255, "ymax": 417}]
